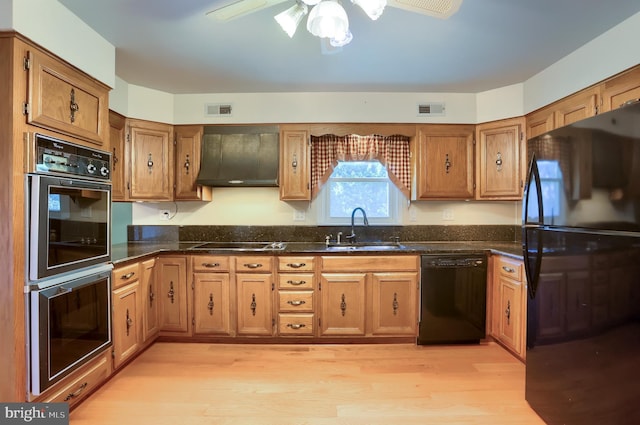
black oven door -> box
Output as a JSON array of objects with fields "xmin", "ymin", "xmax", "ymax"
[
  {"xmin": 29, "ymin": 174, "xmax": 111, "ymax": 281},
  {"xmin": 30, "ymin": 265, "xmax": 112, "ymax": 395}
]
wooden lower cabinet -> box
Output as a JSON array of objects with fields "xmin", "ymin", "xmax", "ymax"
[
  {"xmin": 320, "ymin": 255, "xmax": 419, "ymax": 338},
  {"xmin": 156, "ymin": 256, "xmax": 190, "ymax": 335},
  {"xmin": 193, "ymin": 272, "xmax": 232, "ymax": 336},
  {"xmin": 370, "ymin": 272, "xmax": 418, "ymax": 336},
  {"xmin": 141, "ymin": 257, "xmax": 159, "ymax": 342},
  {"xmin": 111, "ymin": 262, "xmax": 143, "ymax": 370},
  {"xmin": 235, "ymin": 256, "xmax": 275, "ymax": 336},
  {"xmin": 489, "ymin": 255, "xmax": 527, "ymax": 359},
  {"xmin": 277, "ymin": 256, "xmax": 316, "ymax": 336},
  {"xmin": 319, "ymin": 273, "xmax": 367, "ymax": 336}
]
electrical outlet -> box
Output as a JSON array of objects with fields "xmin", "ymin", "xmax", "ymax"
[
  {"xmin": 409, "ymin": 208, "xmax": 417, "ymax": 222},
  {"xmin": 160, "ymin": 210, "xmax": 171, "ymax": 220},
  {"xmin": 293, "ymin": 209, "xmax": 306, "ymax": 221},
  {"xmin": 442, "ymin": 209, "xmax": 454, "ymax": 221}
]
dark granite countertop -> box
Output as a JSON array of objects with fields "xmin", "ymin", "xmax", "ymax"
[{"xmin": 111, "ymin": 240, "xmax": 523, "ymax": 264}]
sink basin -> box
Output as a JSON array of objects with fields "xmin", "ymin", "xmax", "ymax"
[
  {"xmin": 191, "ymin": 242, "xmax": 286, "ymax": 251},
  {"xmin": 326, "ymin": 242, "xmax": 405, "ymax": 251}
]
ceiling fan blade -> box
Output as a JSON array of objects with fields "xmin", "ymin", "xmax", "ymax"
[
  {"xmin": 387, "ymin": 0, "xmax": 463, "ymax": 19},
  {"xmin": 206, "ymin": 0, "xmax": 290, "ymax": 21}
]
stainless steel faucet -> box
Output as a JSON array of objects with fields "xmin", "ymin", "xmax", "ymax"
[{"xmin": 346, "ymin": 207, "xmax": 369, "ymax": 243}]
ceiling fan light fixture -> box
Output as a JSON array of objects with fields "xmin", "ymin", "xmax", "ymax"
[
  {"xmin": 352, "ymin": 0, "xmax": 387, "ymax": 20},
  {"xmin": 306, "ymin": 0, "xmax": 349, "ymax": 40},
  {"xmin": 275, "ymin": 2, "xmax": 309, "ymax": 37},
  {"xmin": 300, "ymin": 0, "xmax": 322, "ymax": 5}
]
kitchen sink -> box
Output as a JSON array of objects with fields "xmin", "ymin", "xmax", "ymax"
[
  {"xmin": 190, "ymin": 241, "xmax": 287, "ymax": 251},
  {"xmin": 326, "ymin": 242, "xmax": 406, "ymax": 251}
]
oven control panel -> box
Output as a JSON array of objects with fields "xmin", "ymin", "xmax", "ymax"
[{"xmin": 34, "ymin": 134, "xmax": 112, "ymax": 181}]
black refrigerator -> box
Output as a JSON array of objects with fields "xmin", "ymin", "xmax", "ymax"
[{"xmin": 523, "ymin": 100, "xmax": 640, "ymax": 425}]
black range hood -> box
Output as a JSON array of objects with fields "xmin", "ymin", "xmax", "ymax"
[{"xmin": 196, "ymin": 125, "xmax": 279, "ymax": 187}]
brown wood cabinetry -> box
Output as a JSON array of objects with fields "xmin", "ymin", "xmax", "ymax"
[
  {"xmin": 192, "ymin": 256, "xmax": 232, "ymax": 336},
  {"xmin": 111, "ymin": 262, "xmax": 143, "ymax": 369},
  {"xmin": 25, "ymin": 48, "xmax": 110, "ymax": 147},
  {"xmin": 235, "ymin": 256, "xmax": 274, "ymax": 336},
  {"xmin": 553, "ymin": 86, "xmax": 600, "ymax": 128},
  {"xmin": 140, "ymin": 258, "xmax": 159, "ymax": 342},
  {"xmin": 156, "ymin": 256, "xmax": 190, "ymax": 335},
  {"xmin": 600, "ymin": 66, "xmax": 640, "ymax": 113},
  {"xmin": 109, "ymin": 110, "xmax": 127, "ymax": 201},
  {"xmin": 489, "ymin": 255, "xmax": 527, "ymax": 359},
  {"xmin": 277, "ymin": 256, "xmax": 316, "ymax": 336},
  {"xmin": 127, "ymin": 119, "xmax": 174, "ymax": 201},
  {"xmin": 320, "ymin": 255, "xmax": 419, "ymax": 338},
  {"xmin": 415, "ymin": 124, "xmax": 475, "ymax": 199},
  {"xmin": 370, "ymin": 272, "xmax": 418, "ymax": 336},
  {"xmin": 475, "ymin": 117, "xmax": 526, "ymax": 200},
  {"xmin": 279, "ymin": 129, "xmax": 311, "ymax": 200},
  {"xmin": 174, "ymin": 125, "xmax": 212, "ymax": 201}
]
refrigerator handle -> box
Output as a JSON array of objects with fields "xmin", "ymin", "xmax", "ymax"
[
  {"xmin": 522, "ymin": 228, "xmax": 542, "ymax": 298},
  {"xmin": 523, "ymin": 154, "xmax": 544, "ymax": 225}
]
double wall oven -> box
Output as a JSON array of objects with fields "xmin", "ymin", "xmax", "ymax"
[{"xmin": 26, "ymin": 133, "xmax": 113, "ymax": 396}]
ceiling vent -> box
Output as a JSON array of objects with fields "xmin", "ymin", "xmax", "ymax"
[
  {"xmin": 388, "ymin": 0, "xmax": 463, "ymax": 19},
  {"xmin": 417, "ymin": 102, "xmax": 446, "ymax": 116},
  {"xmin": 205, "ymin": 103, "xmax": 233, "ymax": 117}
]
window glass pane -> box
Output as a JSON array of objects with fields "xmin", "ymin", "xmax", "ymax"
[
  {"xmin": 332, "ymin": 161, "xmax": 388, "ymax": 178},
  {"xmin": 328, "ymin": 181, "xmax": 390, "ymax": 218}
]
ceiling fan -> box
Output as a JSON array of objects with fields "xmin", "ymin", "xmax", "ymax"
[{"xmin": 206, "ymin": 0, "xmax": 462, "ymax": 47}]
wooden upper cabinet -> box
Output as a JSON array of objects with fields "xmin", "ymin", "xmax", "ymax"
[
  {"xmin": 279, "ymin": 128, "xmax": 310, "ymax": 201},
  {"xmin": 174, "ymin": 125, "xmax": 212, "ymax": 201},
  {"xmin": 26, "ymin": 49, "xmax": 109, "ymax": 148},
  {"xmin": 475, "ymin": 117, "xmax": 526, "ymax": 200},
  {"xmin": 600, "ymin": 66, "xmax": 640, "ymax": 113},
  {"xmin": 414, "ymin": 124, "xmax": 475, "ymax": 200},
  {"xmin": 109, "ymin": 110, "xmax": 128, "ymax": 201},
  {"xmin": 128, "ymin": 119, "xmax": 174, "ymax": 201},
  {"xmin": 525, "ymin": 107, "xmax": 554, "ymax": 140},
  {"xmin": 553, "ymin": 86, "xmax": 600, "ymax": 128}
]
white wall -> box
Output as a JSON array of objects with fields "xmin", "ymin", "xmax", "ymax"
[
  {"xmin": 9, "ymin": 0, "xmax": 115, "ymax": 89},
  {"xmin": 0, "ymin": 0, "xmax": 12, "ymax": 30},
  {"xmin": 524, "ymin": 10, "xmax": 640, "ymax": 113}
]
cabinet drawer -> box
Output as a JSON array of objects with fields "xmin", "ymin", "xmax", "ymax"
[
  {"xmin": 279, "ymin": 291, "xmax": 314, "ymax": 312},
  {"xmin": 278, "ymin": 273, "xmax": 314, "ymax": 289},
  {"xmin": 192, "ymin": 255, "xmax": 230, "ymax": 272},
  {"xmin": 112, "ymin": 262, "xmax": 139, "ymax": 289},
  {"xmin": 321, "ymin": 255, "xmax": 419, "ymax": 272},
  {"xmin": 278, "ymin": 256, "xmax": 315, "ymax": 271},
  {"xmin": 234, "ymin": 256, "xmax": 273, "ymax": 272},
  {"xmin": 497, "ymin": 257, "xmax": 523, "ymax": 282},
  {"xmin": 278, "ymin": 313, "xmax": 314, "ymax": 336},
  {"xmin": 41, "ymin": 351, "xmax": 110, "ymax": 406}
]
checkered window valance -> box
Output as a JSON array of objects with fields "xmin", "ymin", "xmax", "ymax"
[{"xmin": 310, "ymin": 134, "xmax": 411, "ymax": 199}]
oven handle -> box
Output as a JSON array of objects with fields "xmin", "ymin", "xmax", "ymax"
[{"xmin": 35, "ymin": 266, "xmax": 112, "ymax": 299}]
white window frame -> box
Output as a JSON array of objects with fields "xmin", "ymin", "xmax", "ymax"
[{"xmin": 315, "ymin": 161, "xmax": 401, "ymax": 226}]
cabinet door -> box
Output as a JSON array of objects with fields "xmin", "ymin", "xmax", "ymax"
[
  {"xmin": 193, "ymin": 273, "xmax": 232, "ymax": 336},
  {"xmin": 174, "ymin": 125, "xmax": 212, "ymax": 201},
  {"xmin": 109, "ymin": 110, "xmax": 128, "ymax": 201},
  {"xmin": 112, "ymin": 282, "xmax": 142, "ymax": 369},
  {"xmin": 370, "ymin": 272, "xmax": 418, "ymax": 336},
  {"xmin": 526, "ymin": 107, "xmax": 555, "ymax": 139},
  {"xmin": 26, "ymin": 49, "xmax": 109, "ymax": 147},
  {"xmin": 128, "ymin": 119, "xmax": 174, "ymax": 201},
  {"xmin": 600, "ymin": 66, "xmax": 640, "ymax": 112},
  {"xmin": 498, "ymin": 277, "xmax": 522, "ymax": 355},
  {"xmin": 141, "ymin": 258, "xmax": 159, "ymax": 342},
  {"xmin": 279, "ymin": 129, "xmax": 310, "ymax": 200},
  {"xmin": 236, "ymin": 273, "xmax": 274, "ymax": 336},
  {"xmin": 475, "ymin": 118, "xmax": 525, "ymax": 200},
  {"xmin": 554, "ymin": 86, "xmax": 599, "ymax": 127},
  {"xmin": 156, "ymin": 256, "xmax": 189, "ymax": 334},
  {"xmin": 415, "ymin": 125, "xmax": 475, "ymax": 199},
  {"xmin": 319, "ymin": 273, "xmax": 366, "ymax": 336}
]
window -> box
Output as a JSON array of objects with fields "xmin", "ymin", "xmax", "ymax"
[{"xmin": 317, "ymin": 161, "xmax": 400, "ymax": 225}]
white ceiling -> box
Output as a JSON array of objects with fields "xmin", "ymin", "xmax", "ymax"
[{"xmin": 58, "ymin": 0, "xmax": 640, "ymax": 95}]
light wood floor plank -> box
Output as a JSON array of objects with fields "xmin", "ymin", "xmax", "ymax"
[{"xmin": 70, "ymin": 342, "xmax": 545, "ymax": 425}]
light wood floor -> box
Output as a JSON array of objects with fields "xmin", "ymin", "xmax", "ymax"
[{"xmin": 70, "ymin": 342, "xmax": 545, "ymax": 425}]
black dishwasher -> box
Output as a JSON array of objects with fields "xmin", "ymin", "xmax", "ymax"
[{"xmin": 418, "ymin": 254, "xmax": 487, "ymax": 345}]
